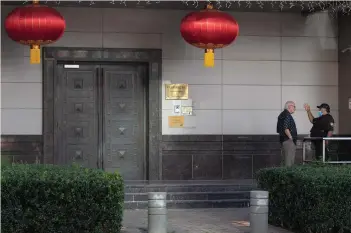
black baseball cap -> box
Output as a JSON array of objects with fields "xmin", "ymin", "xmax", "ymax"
[{"xmin": 317, "ymin": 103, "xmax": 330, "ymax": 112}]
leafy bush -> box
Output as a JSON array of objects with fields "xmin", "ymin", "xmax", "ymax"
[
  {"xmin": 1, "ymin": 164, "xmax": 124, "ymax": 233},
  {"xmin": 257, "ymin": 164, "xmax": 351, "ymax": 233},
  {"xmin": 1, "ymin": 155, "xmax": 12, "ymax": 166}
]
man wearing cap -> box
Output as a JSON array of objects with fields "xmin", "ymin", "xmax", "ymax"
[{"xmin": 304, "ymin": 103, "xmax": 335, "ymax": 161}]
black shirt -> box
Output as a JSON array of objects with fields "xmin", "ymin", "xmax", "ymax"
[
  {"xmin": 310, "ymin": 114, "xmax": 335, "ymax": 137},
  {"xmin": 277, "ymin": 110, "xmax": 298, "ymax": 144}
]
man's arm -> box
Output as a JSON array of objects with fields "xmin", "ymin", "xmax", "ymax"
[
  {"xmin": 304, "ymin": 104, "xmax": 315, "ymax": 123},
  {"xmin": 326, "ymin": 118, "xmax": 335, "ymax": 138},
  {"xmin": 307, "ymin": 110, "xmax": 314, "ymax": 123},
  {"xmin": 285, "ymin": 129, "xmax": 292, "ymax": 139},
  {"xmin": 283, "ymin": 117, "xmax": 292, "ymax": 139},
  {"xmin": 325, "ymin": 130, "xmax": 333, "ymax": 146},
  {"xmin": 325, "ymin": 118, "xmax": 335, "ymax": 145}
]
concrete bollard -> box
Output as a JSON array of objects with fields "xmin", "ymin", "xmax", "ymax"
[
  {"xmin": 148, "ymin": 192, "xmax": 167, "ymax": 233},
  {"xmin": 250, "ymin": 190, "xmax": 269, "ymax": 233}
]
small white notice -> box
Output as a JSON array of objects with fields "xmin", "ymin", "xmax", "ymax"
[
  {"xmin": 64, "ymin": 64, "xmax": 80, "ymax": 69},
  {"xmin": 181, "ymin": 106, "xmax": 193, "ymax": 115},
  {"xmin": 174, "ymin": 105, "xmax": 181, "ymax": 114},
  {"xmin": 349, "ymin": 98, "xmax": 351, "ymax": 110}
]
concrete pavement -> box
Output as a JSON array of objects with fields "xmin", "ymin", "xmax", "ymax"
[{"xmin": 122, "ymin": 208, "xmax": 292, "ymax": 233}]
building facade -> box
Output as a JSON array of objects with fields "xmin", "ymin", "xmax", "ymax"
[{"xmin": 1, "ymin": 3, "xmax": 350, "ymax": 181}]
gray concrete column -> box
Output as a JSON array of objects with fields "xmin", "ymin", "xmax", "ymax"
[
  {"xmin": 148, "ymin": 192, "xmax": 167, "ymax": 233},
  {"xmin": 250, "ymin": 190, "xmax": 269, "ymax": 233}
]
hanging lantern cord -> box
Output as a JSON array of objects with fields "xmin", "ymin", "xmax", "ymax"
[
  {"xmin": 30, "ymin": 1, "xmax": 41, "ymax": 64},
  {"xmin": 204, "ymin": 48, "xmax": 215, "ymax": 67}
]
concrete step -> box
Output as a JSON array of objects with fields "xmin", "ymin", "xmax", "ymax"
[
  {"xmin": 124, "ymin": 191, "xmax": 250, "ymax": 202},
  {"xmin": 124, "ymin": 182, "xmax": 255, "ymax": 209},
  {"xmin": 124, "ymin": 198, "xmax": 250, "ymax": 209},
  {"xmin": 124, "ymin": 183, "xmax": 255, "ymax": 193}
]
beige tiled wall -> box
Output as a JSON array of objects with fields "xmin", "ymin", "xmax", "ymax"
[
  {"xmin": 338, "ymin": 15, "xmax": 351, "ymax": 134},
  {"xmin": 1, "ymin": 6, "xmax": 339, "ymax": 135}
]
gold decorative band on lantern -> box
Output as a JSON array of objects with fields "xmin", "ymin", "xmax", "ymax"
[
  {"xmin": 206, "ymin": 2, "xmax": 214, "ymax": 9},
  {"xmin": 19, "ymin": 40, "xmax": 53, "ymax": 45},
  {"xmin": 32, "ymin": 0, "xmax": 40, "ymax": 4},
  {"xmin": 198, "ymin": 2, "xmax": 220, "ymax": 12},
  {"xmin": 191, "ymin": 43, "xmax": 226, "ymax": 49},
  {"xmin": 30, "ymin": 44, "xmax": 41, "ymax": 64}
]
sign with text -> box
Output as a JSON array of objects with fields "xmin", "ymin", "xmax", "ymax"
[
  {"xmin": 165, "ymin": 84, "xmax": 188, "ymax": 100},
  {"xmin": 168, "ymin": 116, "xmax": 184, "ymax": 128},
  {"xmin": 174, "ymin": 105, "xmax": 181, "ymax": 114},
  {"xmin": 181, "ymin": 106, "xmax": 193, "ymax": 115}
]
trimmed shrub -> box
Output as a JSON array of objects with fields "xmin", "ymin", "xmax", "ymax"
[
  {"xmin": 1, "ymin": 164, "xmax": 124, "ymax": 233},
  {"xmin": 257, "ymin": 164, "xmax": 351, "ymax": 233}
]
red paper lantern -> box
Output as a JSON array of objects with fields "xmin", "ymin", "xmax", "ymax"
[
  {"xmin": 180, "ymin": 3, "xmax": 239, "ymax": 67},
  {"xmin": 4, "ymin": 0, "xmax": 66, "ymax": 64}
]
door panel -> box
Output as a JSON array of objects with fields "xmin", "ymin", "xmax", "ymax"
[
  {"xmin": 55, "ymin": 64, "xmax": 99, "ymax": 168},
  {"xmin": 102, "ymin": 64, "xmax": 146, "ymax": 180}
]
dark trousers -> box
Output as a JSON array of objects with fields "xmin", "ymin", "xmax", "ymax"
[{"xmin": 313, "ymin": 140, "xmax": 328, "ymax": 161}]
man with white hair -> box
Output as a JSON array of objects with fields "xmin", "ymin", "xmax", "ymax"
[{"xmin": 276, "ymin": 101, "xmax": 297, "ymax": 167}]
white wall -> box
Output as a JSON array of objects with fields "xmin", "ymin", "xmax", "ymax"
[{"xmin": 1, "ymin": 6, "xmax": 338, "ymax": 135}]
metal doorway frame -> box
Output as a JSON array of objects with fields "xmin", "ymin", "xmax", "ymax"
[{"xmin": 42, "ymin": 47, "xmax": 162, "ymax": 180}]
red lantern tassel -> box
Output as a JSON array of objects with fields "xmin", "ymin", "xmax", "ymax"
[
  {"xmin": 30, "ymin": 44, "xmax": 41, "ymax": 64},
  {"xmin": 204, "ymin": 49, "xmax": 214, "ymax": 67}
]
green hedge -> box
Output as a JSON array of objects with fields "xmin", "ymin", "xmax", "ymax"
[
  {"xmin": 257, "ymin": 164, "xmax": 351, "ymax": 233},
  {"xmin": 1, "ymin": 164, "xmax": 124, "ymax": 233}
]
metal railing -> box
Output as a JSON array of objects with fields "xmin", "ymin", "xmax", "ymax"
[{"xmin": 302, "ymin": 137, "xmax": 351, "ymax": 164}]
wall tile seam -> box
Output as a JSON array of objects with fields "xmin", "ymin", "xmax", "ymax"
[
  {"xmin": 177, "ymin": 84, "xmax": 335, "ymax": 87},
  {"xmin": 0, "ymin": 82, "xmax": 43, "ymax": 84},
  {"xmin": 0, "ymin": 134, "xmax": 42, "ymax": 136},
  {"xmin": 1, "ymin": 108, "xmax": 42, "ymax": 109},
  {"xmin": 60, "ymin": 28, "xmax": 337, "ymax": 36},
  {"xmin": 61, "ymin": 32, "xmax": 338, "ymax": 39},
  {"xmin": 162, "ymin": 59, "xmax": 339, "ymax": 62},
  {"xmin": 0, "ymin": 83, "xmax": 333, "ymax": 86},
  {"xmin": 221, "ymin": 84, "xmax": 339, "ymax": 87},
  {"xmin": 35, "ymin": 30, "xmax": 338, "ymax": 39},
  {"xmin": 162, "ymin": 109, "xmax": 341, "ymax": 111},
  {"xmin": 4, "ymin": 53, "xmax": 338, "ymax": 62},
  {"xmin": 2, "ymin": 58, "xmax": 340, "ymax": 62}
]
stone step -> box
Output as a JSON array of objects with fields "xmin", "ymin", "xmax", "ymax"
[
  {"xmin": 124, "ymin": 181, "xmax": 255, "ymax": 209},
  {"xmin": 125, "ymin": 184, "xmax": 256, "ymax": 193},
  {"xmin": 124, "ymin": 199, "xmax": 250, "ymax": 209},
  {"xmin": 124, "ymin": 191, "xmax": 250, "ymax": 202}
]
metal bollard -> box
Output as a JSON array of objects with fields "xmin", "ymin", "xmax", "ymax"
[
  {"xmin": 148, "ymin": 192, "xmax": 167, "ymax": 233},
  {"xmin": 250, "ymin": 190, "xmax": 269, "ymax": 233}
]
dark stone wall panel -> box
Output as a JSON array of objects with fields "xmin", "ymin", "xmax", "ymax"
[
  {"xmin": 162, "ymin": 152, "xmax": 192, "ymax": 180},
  {"xmin": 193, "ymin": 152, "xmax": 222, "ymax": 180},
  {"xmin": 1, "ymin": 135, "xmax": 42, "ymax": 163},
  {"xmin": 222, "ymin": 153, "xmax": 253, "ymax": 179},
  {"xmin": 338, "ymin": 15, "xmax": 351, "ymax": 134},
  {"xmin": 4, "ymin": 134, "xmax": 350, "ymax": 180}
]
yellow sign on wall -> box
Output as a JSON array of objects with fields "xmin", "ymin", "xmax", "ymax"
[
  {"xmin": 165, "ymin": 84, "xmax": 188, "ymax": 100},
  {"xmin": 168, "ymin": 116, "xmax": 184, "ymax": 128}
]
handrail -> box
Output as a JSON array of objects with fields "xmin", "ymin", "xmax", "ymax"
[
  {"xmin": 303, "ymin": 137, "xmax": 351, "ymax": 141},
  {"xmin": 302, "ymin": 137, "xmax": 351, "ymax": 164}
]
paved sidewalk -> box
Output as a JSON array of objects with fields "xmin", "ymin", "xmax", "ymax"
[{"xmin": 122, "ymin": 208, "xmax": 292, "ymax": 233}]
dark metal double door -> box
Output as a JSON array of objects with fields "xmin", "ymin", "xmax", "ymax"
[{"xmin": 54, "ymin": 63, "xmax": 147, "ymax": 180}]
